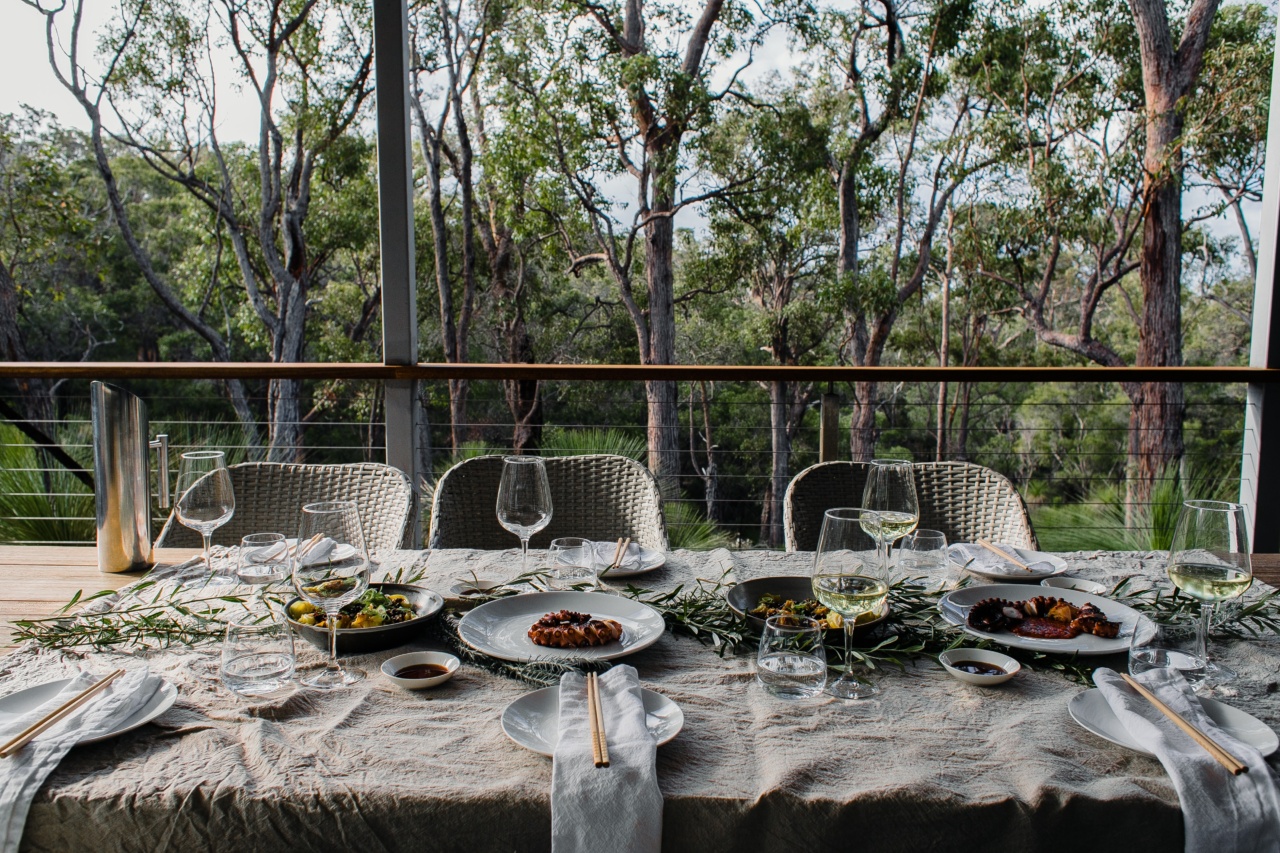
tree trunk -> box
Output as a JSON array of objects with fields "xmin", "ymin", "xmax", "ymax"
[
  {"xmin": 766, "ymin": 379, "xmax": 789, "ymax": 548},
  {"xmin": 644, "ymin": 177, "xmax": 681, "ymax": 496},
  {"xmin": 950, "ymin": 382, "xmax": 972, "ymax": 461},
  {"xmin": 849, "ymin": 381, "xmax": 877, "ymax": 461}
]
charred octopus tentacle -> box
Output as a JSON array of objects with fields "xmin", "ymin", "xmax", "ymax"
[
  {"xmin": 528, "ymin": 609, "xmax": 624, "ymax": 648},
  {"xmin": 966, "ymin": 596, "xmax": 1119, "ymax": 639}
]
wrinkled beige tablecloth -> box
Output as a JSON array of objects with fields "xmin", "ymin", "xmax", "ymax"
[{"xmin": 3, "ymin": 549, "xmax": 1278, "ymax": 853}]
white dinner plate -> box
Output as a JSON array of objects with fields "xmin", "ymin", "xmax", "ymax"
[
  {"xmin": 938, "ymin": 584, "xmax": 1139, "ymax": 655},
  {"xmin": 597, "ymin": 546, "xmax": 665, "ymax": 578},
  {"xmin": 501, "ymin": 685, "xmax": 683, "ymax": 756},
  {"xmin": 457, "ymin": 591, "xmax": 666, "ymax": 662},
  {"xmin": 0, "ymin": 677, "xmax": 179, "ymax": 746},
  {"xmin": 1069, "ymin": 688, "xmax": 1279, "ymax": 757},
  {"xmin": 949, "ymin": 544, "xmax": 1068, "ymax": 582}
]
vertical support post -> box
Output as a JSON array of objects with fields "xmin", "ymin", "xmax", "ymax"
[
  {"xmin": 819, "ymin": 387, "xmax": 840, "ymax": 463},
  {"xmin": 1240, "ymin": 37, "xmax": 1280, "ymax": 552},
  {"xmin": 374, "ymin": 0, "xmax": 421, "ymax": 543}
]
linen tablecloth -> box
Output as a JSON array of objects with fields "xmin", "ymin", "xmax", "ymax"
[{"xmin": 2, "ymin": 548, "xmax": 1278, "ymax": 852}]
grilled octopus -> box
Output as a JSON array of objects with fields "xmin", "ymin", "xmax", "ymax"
[
  {"xmin": 528, "ymin": 610, "xmax": 624, "ymax": 648},
  {"xmin": 966, "ymin": 596, "xmax": 1119, "ymax": 640}
]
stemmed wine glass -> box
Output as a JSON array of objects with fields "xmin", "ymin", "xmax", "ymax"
[
  {"xmin": 862, "ymin": 460, "xmax": 919, "ymax": 574},
  {"xmin": 293, "ymin": 501, "xmax": 370, "ymax": 689},
  {"xmin": 810, "ymin": 508, "xmax": 888, "ymax": 700},
  {"xmin": 175, "ymin": 450, "xmax": 235, "ymax": 586},
  {"xmin": 497, "ymin": 456, "xmax": 552, "ymax": 574},
  {"xmin": 1166, "ymin": 500, "xmax": 1253, "ymax": 687}
]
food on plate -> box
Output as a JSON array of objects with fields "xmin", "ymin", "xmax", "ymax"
[
  {"xmin": 750, "ymin": 593, "xmax": 844, "ymax": 630},
  {"xmin": 528, "ymin": 610, "xmax": 624, "ymax": 648},
  {"xmin": 966, "ymin": 595, "xmax": 1119, "ymax": 640},
  {"xmin": 292, "ymin": 589, "xmax": 418, "ymax": 629}
]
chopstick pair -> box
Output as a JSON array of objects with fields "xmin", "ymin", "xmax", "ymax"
[
  {"xmin": 0, "ymin": 670, "xmax": 126, "ymax": 759},
  {"xmin": 586, "ymin": 672, "xmax": 610, "ymax": 768},
  {"xmin": 1120, "ymin": 673, "xmax": 1248, "ymax": 776},
  {"xmin": 976, "ymin": 539, "xmax": 1034, "ymax": 573},
  {"xmin": 605, "ymin": 537, "xmax": 632, "ymax": 574}
]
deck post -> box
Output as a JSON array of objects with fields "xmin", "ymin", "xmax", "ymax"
[
  {"xmin": 373, "ymin": 0, "xmax": 421, "ymax": 543},
  {"xmin": 1241, "ymin": 37, "xmax": 1280, "ymax": 552}
]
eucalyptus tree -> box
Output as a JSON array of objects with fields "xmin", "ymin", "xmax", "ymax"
[{"xmin": 25, "ymin": 0, "xmax": 377, "ymax": 459}]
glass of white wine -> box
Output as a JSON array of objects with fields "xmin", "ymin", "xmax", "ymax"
[
  {"xmin": 811, "ymin": 508, "xmax": 888, "ymax": 700},
  {"xmin": 496, "ymin": 456, "xmax": 553, "ymax": 575},
  {"xmin": 293, "ymin": 501, "xmax": 370, "ymax": 689},
  {"xmin": 1166, "ymin": 499, "xmax": 1252, "ymax": 686},
  {"xmin": 862, "ymin": 460, "xmax": 919, "ymax": 575}
]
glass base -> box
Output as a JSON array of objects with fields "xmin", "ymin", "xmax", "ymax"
[
  {"xmin": 1202, "ymin": 659, "xmax": 1238, "ymax": 686},
  {"xmin": 826, "ymin": 674, "xmax": 880, "ymax": 700},
  {"xmin": 300, "ymin": 666, "xmax": 364, "ymax": 689}
]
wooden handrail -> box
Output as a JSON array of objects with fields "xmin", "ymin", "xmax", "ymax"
[{"xmin": 0, "ymin": 362, "xmax": 1275, "ymax": 383}]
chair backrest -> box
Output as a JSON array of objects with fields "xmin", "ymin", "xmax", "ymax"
[
  {"xmin": 428, "ymin": 454, "xmax": 668, "ymax": 550},
  {"xmin": 783, "ymin": 460, "xmax": 1038, "ymax": 551},
  {"xmin": 155, "ymin": 462, "xmax": 414, "ymax": 552}
]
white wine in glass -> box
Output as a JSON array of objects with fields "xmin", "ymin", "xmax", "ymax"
[
  {"xmin": 862, "ymin": 460, "xmax": 919, "ymax": 573},
  {"xmin": 174, "ymin": 450, "xmax": 235, "ymax": 586},
  {"xmin": 1166, "ymin": 499, "xmax": 1252, "ymax": 687},
  {"xmin": 811, "ymin": 508, "xmax": 886, "ymax": 700},
  {"xmin": 496, "ymin": 456, "xmax": 552, "ymax": 575}
]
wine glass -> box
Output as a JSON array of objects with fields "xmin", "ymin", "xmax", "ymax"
[
  {"xmin": 497, "ymin": 456, "xmax": 552, "ymax": 574},
  {"xmin": 174, "ymin": 450, "xmax": 236, "ymax": 586},
  {"xmin": 1166, "ymin": 499, "xmax": 1252, "ymax": 687},
  {"xmin": 293, "ymin": 501, "xmax": 370, "ymax": 689},
  {"xmin": 862, "ymin": 460, "xmax": 919, "ymax": 574},
  {"xmin": 810, "ymin": 508, "xmax": 887, "ymax": 700}
]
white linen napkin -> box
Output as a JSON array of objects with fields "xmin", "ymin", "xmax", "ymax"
[
  {"xmin": 1093, "ymin": 667, "xmax": 1280, "ymax": 853},
  {"xmin": 947, "ymin": 542, "xmax": 1055, "ymax": 575},
  {"xmin": 297, "ymin": 537, "xmax": 337, "ymax": 566},
  {"xmin": 0, "ymin": 668, "xmax": 161, "ymax": 853},
  {"xmin": 589, "ymin": 541, "xmax": 643, "ymax": 572},
  {"xmin": 551, "ymin": 665, "xmax": 662, "ymax": 853}
]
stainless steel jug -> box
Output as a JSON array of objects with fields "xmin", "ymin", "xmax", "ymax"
[{"xmin": 91, "ymin": 382, "xmax": 169, "ymax": 573}]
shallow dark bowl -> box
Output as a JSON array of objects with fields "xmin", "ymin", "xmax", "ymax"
[
  {"xmin": 286, "ymin": 582, "xmax": 444, "ymax": 655},
  {"xmin": 726, "ymin": 575, "xmax": 889, "ymax": 637}
]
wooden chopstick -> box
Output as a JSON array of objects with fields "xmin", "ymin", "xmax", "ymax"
[
  {"xmin": 612, "ymin": 537, "xmax": 632, "ymax": 570},
  {"xmin": 0, "ymin": 669, "xmax": 126, "ymax": 759},
  {"xmin": 587, "ymin": 672, "xmax": 610, "ymax": 768},
  {"xmin": 606, "ymin": 538, "xmax": 625, "ymax": 572},
  {"xmin": 977, "ymin": 539, "xmax": 1033, "ymax": 572},
  {"xmin": 1120, "ymin": 673, "xmax": 1248, "ymax": 775}
]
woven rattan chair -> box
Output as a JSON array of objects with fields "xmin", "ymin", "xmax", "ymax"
[
  {"xmin": 783, "ymin": 460, "xmax": 1038, "ymax": 551},
  {"xmin": 427, "ymin": 454, "xmax": 668, "ymax": 550},
  {"xmin": 155, "ymin": 462, "xmax": 414, "ymax": 551}
]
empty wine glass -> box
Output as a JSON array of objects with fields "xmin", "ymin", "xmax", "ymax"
[
  {"xmin": 293, "ymin": 501, "xmax": 370, "ymax": 689},
  {"xmin": 1166, "ymin": 500, "xmax": 1252, "ymax": 687},
  {"xmin": 811, "ymin": 508, "xmax": 886, "ymax": 700},
  {"xmin": 862, "ymin": 460, "xmax": 919, "ymax": 574},
  {"xmin": 497, "ymin": 456, "xmax": 552, "ymax": 574},
  {"xmin": 175, "ymin": 450, "xmax": 235, "ymax": 586}
]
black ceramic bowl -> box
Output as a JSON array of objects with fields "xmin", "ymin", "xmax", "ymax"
[
  {"xmin": 286, "ymin": 582, "xmax": 444, "ymax": 655},
  {"xmin": 725, "ymin": 575, "xmax": 889, "ymax": 637}
]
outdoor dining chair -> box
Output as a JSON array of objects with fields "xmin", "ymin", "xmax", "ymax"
[
  {"xmin": 155, "ymin": 461, "xmax": 415, "ymax": 551},
  {"xmin": 783, "ymin": 460, "xmax": 1039, "ymax": 551},
  {"xmin": 427, "ymin": 454, "xmax": 669, "ymax": 550}
]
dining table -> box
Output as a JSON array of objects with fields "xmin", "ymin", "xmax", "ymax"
[{"xmin": 0, "ymin": 544, "xmax": 1278, "ymax": 852}]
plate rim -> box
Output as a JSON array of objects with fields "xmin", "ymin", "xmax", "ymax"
[
  {"xmin": 938, "ymin": 583, "xmax": 1139, "ymax": 656},
  {"xmin": 954, "ymin": 545, "xmax": 1068, "ymax": 581},
  {"xmin": 0, "ymin": 676, "xmax": 179, "ymax": 746},
  {"xmin": 1068, "ymin": 687, "xmax": 1279, "ymax": 757},
  {"xmin": 458, "ymin": 590, "xmax": 665, "ymax": 662},
  {"xmin": 595, "ymin": 545, "xmax": 665, "ymax": 578},
  {"xmin": 500, "ymin": 684, "xmax": 683, "ymax": 756}
]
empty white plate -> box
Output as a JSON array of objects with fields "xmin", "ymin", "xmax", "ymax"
[
  {"xmin": 1069, "ymin": 688, "xmax": 1278, "ymax": 757},
  {"xmin": 0, "ymin": 677, "xmax": 179, "ymax": 747},
  {"xmin": 501, "ymin": 685, "xmax": 683, "ymax": 756}
]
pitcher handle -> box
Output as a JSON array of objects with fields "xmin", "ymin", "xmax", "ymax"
[{"xmin": 150, "ymin": 434, "xmax": 170, "ymax": 508}]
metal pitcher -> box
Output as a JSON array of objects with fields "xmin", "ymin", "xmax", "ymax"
[{"xmin": 90, "ymin": 382, "xmax": 169, "ymax": 573}]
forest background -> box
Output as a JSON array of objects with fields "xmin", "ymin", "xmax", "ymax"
[{"xmin": 0, "ymin": 0, "xmax": 1271, "ymax": 549}]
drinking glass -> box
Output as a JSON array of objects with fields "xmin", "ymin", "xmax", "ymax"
[
  {"xmin": 237, "ymin": 532, "xmax": 292, "ymax": 611},
  {"xmin": 811, "ymin": 508, "xmax": 887, "ymax": 700},
  {"xmin": 221, "ymin": 610, "xmax": 296, "ymax": 698},
  {"xmin": 549, "ymin": 536, "xmax": 595, "ymax": 590},
  {"xmin": 175, "ymin": 450, "xmax": 236, "ymax": 585},
  {"xmin": 497, "ymin": 456, "xmax": 552, "ymax": 574},
  {"xmin": 1129, "ymin": 613, "xmax": 1208, "ymax": 691},
  {"xmin": 756, "ymin": 614, "xmax": 827, "ymax": 699},
  {"xmin": 293, "ymin": 501, "xmax": 370, "ymax": 689},
  {"xmin": 1166, "ymin": 499, "xmax": 1252, "ymax": 686},
  {"xmin": 861, "ymin": 460, "xmax": 919, "ymax": 573},
  {"xmin": 897, "ymin": 529, "xmax": 949, "ymax": 591}
]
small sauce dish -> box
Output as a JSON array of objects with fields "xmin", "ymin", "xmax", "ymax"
[
  {"xmin": 449, "ymin": 578, "xmax": 502, "ymax": 598},
  {"xmin": 1041, "ymin": 576, "xmax": 1108, "ymax": 596},
  {"xmin": 381, "ymin": 651, "xmax": 460, "ymax": 689},
  {"xmin": 939, "ymin": 648, "xmax": 1020, "ymax": 686}
]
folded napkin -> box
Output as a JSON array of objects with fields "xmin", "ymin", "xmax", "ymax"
[
  {"xmin": 588, "ymin": 541, "xmax": 643, "ymax": 572},
  {"xmin": 244, "ymin": 540, "xmax": 288, "ymax": 563},
  {"xmin": 0, "ymin": 669, "xmax": 160, "ymax": 853},
  {"xmin": 551, "ymin": 665, "xmax": 662, "ymax": 853},
  {"xmin": 947, "ymin": 542, "xmax": 1054, "ymax": 575},
  {"xmin": 1094, "ymin": 667, "xmax": 1280, "ymax": 853},
  {"xmin": 297, "ymin": 537, "xmax": 338, "ymax": 566}
]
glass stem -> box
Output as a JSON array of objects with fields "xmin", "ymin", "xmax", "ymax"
[
  {"xmin": 326, "ymin": 605, "xmax": 341, "ymax": 673},
  {"xmin": 1197, "ymin": 603, "xmax": 1213, "ymax": 664},
  {"xmin": 841, "ymin": 620, "xmax": 854, "ymax": 679},
  {"xmin": 202, "ymin": 530, "xmax": 214, "ymax": 578},
  {"xmin": 877, "ymin": 538, "xmax": 890, "ymax": 576},
  {"xmin": 520, "ymin": 537, "xmax": 530, "ymax": 573}
]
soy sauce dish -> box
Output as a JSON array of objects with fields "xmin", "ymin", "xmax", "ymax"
[
  {"xmin": 938, "ymin": 648, "xmax": 1020, "ymax": 686},
  {"xmin": 381, "ymin": 651, "xmax": 460, "ymax": 690}
]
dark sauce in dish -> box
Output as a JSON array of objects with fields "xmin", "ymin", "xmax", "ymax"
[
  {"xmin": 395, "ymin": 663, "xmax": 450, "ymax": 679},
  {"xmin": 952, "ymin": 661, "xmax": 1006, "ymax": 676}
]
